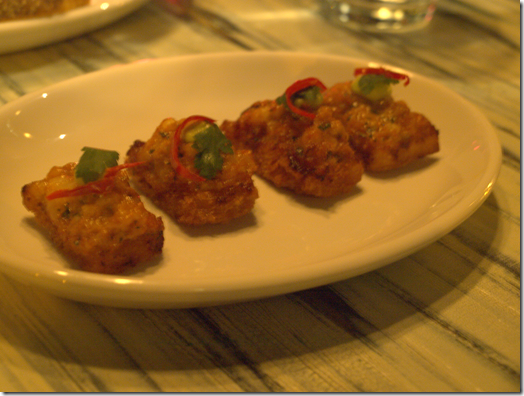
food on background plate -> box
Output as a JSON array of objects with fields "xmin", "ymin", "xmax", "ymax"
[
  {"xmin": 221, "ymin": 78, "xmax": 365, "ymax": 197},
  {"xmin": 126, "ymin": 116, "xmax": 259, "ymax": 225},
  {"xmin": 323, "ymin": 67, "xmax": 440, "ymax": 172},
  {"xmin": 21, "ymin": 147, "xmax": 164, "ymax": 274},
  {"xmin": 0, "ymin": 0, "xmax": 89, "ymax": 21}
]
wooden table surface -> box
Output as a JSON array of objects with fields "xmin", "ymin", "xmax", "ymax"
[{"xmin": 0, "ymin": 0, "xmax": 520, "ymax": 392}]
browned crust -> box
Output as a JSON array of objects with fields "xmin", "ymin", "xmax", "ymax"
[
  {"xmin": 22, "ymin": 163, "xmax": 164, "ymax": 274},
  {"xmin": 221, "ymin": 100, "xmax": 364, "ymax": 197},
  {"xmin": 125, "ymin": 118, "xmax": 259, "ymax": 225},
  {"xmin": 323, "ymin": 81, "xmax": 439, "ymax": 172}
]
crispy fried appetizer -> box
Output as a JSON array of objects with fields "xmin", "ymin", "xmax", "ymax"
[
  {"xmin": 323, "ymin": 67, "xmax": 439, "ymax": 172},
  {"xmin": 126, "ymin": 116, "xmax": 258, "ymax": 225},
  {"xmin": 22, "ymin": 148, "xmax": 164, "ymax": 274},
  {"xmin": 221, "ymin": 78, "xmax": 364, "ymax": 197}
]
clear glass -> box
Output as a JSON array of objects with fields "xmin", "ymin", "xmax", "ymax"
[{"xmin": 317, "ymin": 0, "xmax": 437, "ymax": 33}]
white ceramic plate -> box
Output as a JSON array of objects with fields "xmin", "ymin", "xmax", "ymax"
[
  {"xmin": 0, "ymin": 0, "xmax": 148, "ymax": 55},
  {"xmin": 0, "ymin": 52, "xmax": 501, "ymax": 308}
]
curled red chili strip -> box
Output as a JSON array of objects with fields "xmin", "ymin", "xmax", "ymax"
[
  {"xmin": 171, "ymin": 115, "xmax": 215, "ymax": 182},
  {"xmin": 354, "ymin": 67, "xmax": 410, "ymax": 86},
  {"xmin": 284, "ymin": 77, "xmax": 327, "ymax": 120},
  {"xmin": 46, "ymin": 162, "xmax": 145, "ymax": 200}
]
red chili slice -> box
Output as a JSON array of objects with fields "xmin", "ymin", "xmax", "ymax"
[
  {"xmin": 354, "ymin": 67, "xmax": 410, "ymax": 86},
  {"xmin": 284, "ymin": 77, "xmax": 327, "ymax": 120},
  {"xmin": 46, "ymin": 162, "xmax": 145, "ymax": 200},
  {"xmin": 170, "ymin": 115, "xmax": 215, "ymax": 182}
]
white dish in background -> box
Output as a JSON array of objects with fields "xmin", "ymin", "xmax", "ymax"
[
  {"xmin": 0, "ymin": 0, "xmax": 148, "ymax": 54},
  {"xmin": 0, "ymin": 52, "xmax": 501, "ymax": 308}
]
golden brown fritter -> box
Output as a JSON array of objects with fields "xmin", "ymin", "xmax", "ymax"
[
  {"xmin": 22, "ymin": 162, "xmax": 164, "ymax": 274},
  {"xmin": 0, "ymin": 0, "xmax": 89, "ymax": 21},
  {"xmin": 221, "ymin": 100, "xmax": 364, "ymax": 197},
  {"xmin": 125, "ymin": 117, "xmax": 258, "ymax": 225},
  {"xmin": 323, "ymin": 81, "xmax": 439, "ymax": 172}
]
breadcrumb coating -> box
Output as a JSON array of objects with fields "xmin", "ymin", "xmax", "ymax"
[
  {"xmin": 221, "ymin": 100, "xmax": 364, "ymax": 197},
  {"xmin": 22, "ymin": 162, "xmax": 164, "ymax": 274},
  {"xmin": 323, "ymin": 81, "xmax": 439, "ymax": 172},
  {"xmin": 125, "ymin": 117, "xmax": 258, "ymax": 225}
]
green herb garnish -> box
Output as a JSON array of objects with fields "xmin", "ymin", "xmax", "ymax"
[
  {"xmin": 351, "ymin": 67, "xmax": 410, "ymax": 101},
  {"xmin": 75, "ymin": 147, "xmax": 119, "ymax": 183},
  {"xmin": 275, "ymin": 78, "xmax": 327, "ymax": 120},
  {"xmin": 276, "ymin": 85, "xmax": 324, "ymax": 111},
  {"xmin": 351, "ymin": 74, "xmax": 398, "ymax": 101},
  {"xmin": 356, "ymin": 74, "xmax": 399, "ymax": 95},
  {"xmin": 192, "ymin": 124, "xmax": 234, "ymax": 180}
]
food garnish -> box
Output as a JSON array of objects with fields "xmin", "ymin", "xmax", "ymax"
[
  {"xmin": 351, "ymin": 67, "xmax": 410, "ymax": 101},
  {"xmin": 75, "ymin": 146, "xmax": 119, "ymax": 183},
  {"xmin": 46, "ymin": 147, "xmax": 144, "ymax": 200},
  {"xmin": 276, "ymin": 77, "xmax": 327, "ymax": 120},
  {"xmin": 171, "ymin": 115, "xmax": 233, "ymax": 181}
]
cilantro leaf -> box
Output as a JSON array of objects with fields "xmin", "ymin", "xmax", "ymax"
[
  {"xmin": 192, "ymin": 125, "xmax": 233, "ymax": 179},
  {"xmin": 75, "ymin": 147, "xmax": 119, "ymax": 183}
]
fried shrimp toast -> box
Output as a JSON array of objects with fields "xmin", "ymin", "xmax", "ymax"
[
  {"xmin": 221, "ymin": 100, "xmax": 364, "ymax": 197},
  {"xmin": 22, "ymin": 162, "xmax": 164, "ymax": 274},
  {"xmin": 323, "ymin": 72, "xmax": 439, "ymax": 172},
  {"xmin": 125, "ymin": 117, "xmax": 258, "ymax": 225}
]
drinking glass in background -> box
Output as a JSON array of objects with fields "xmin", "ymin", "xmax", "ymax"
[{"xmin": 317, "ymin": 0, "xmax": 437, "ymax": 33}]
